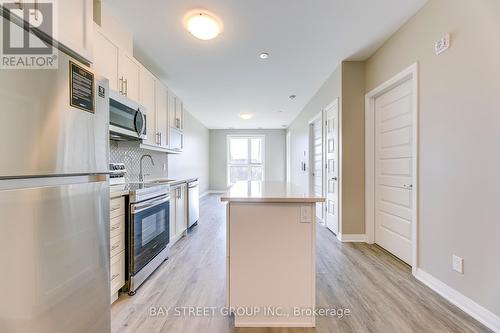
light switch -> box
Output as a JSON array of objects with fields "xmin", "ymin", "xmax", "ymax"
[{"xmin": 300, "ymin": 205, "xmax": 312, "ymax": 223}]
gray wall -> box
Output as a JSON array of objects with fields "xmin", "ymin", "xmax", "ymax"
[
  {"xmin": 288, "ymin": 67, "xmax": 341, "ymax": 192},
  {"xmin": 287, "ymin": 62, "xmax": 366, "ymax": 235},
  {"xmin": 340, "ymin": 62, "xmax": 366, "ymax": 234},
  {"xmin": 366, "ymin": 0, "xmax": 500, "ymax": 316},
  {"xmin": 209, "ymin": 129, "xmax": 286, "ymax": 191},
  {"xmin": 168, "ymin": 111, "xmax": 210, "ymax": 194}
]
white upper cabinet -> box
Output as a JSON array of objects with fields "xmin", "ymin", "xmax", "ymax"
[
  {"xmin": 93, "ymin": 26, "xmax": 119, "ymax": 91},
  {"xmin": 155, "ymin": 81, "xmax": 169, "ymax": 149},
  {"xmin": 7, "ymin": 0, "xmax": 93, "ymax": 62},
  {"xmin": 56, "ymin": 0, "xmax": 93, "ymax": 62},
  {"xmin": 119, "ymin": 51, "xmax": 140, "ymax": 101},
  {"xmin": 168, "ymin": 90, "xmax": 176, "ymax": 129},
  {"xmin": 139, "ymin": 67, "xmax": 156, "ymax": 146},
  {"xmin": 174, "ymin": 96, "xmax": 184, "ymax": 130}
]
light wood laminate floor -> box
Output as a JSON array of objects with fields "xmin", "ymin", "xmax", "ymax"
[{"xmin": 111, "ymin": 195, "xmax": 490, "ymax": 333}]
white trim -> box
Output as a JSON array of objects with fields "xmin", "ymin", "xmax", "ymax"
[
  {"xmin": 365, "ymin": 63, "xmax": 419, "ymax": 274},
  {"xmin": 207, "ymin": 190, "xmax": 226, "ymax": 194},
  {"xmin": 415, "ymin": 269, "xmax": 500, "ymax": 333},
  {"xmin": 336, "ymin": 233, "xmax": 367, "ymax": 243},
  {"xmin": 286, "ymin": 130, "xmax": 291, "ymax": 182}
]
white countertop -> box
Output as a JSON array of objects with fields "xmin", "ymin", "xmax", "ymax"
[
  {"xmin": 221, "ymin": 181, "xmax": 325, "ymax": 203},
  {"xmin": 109, "ymin": 177, "xmax": 198, "ymax": 198}
]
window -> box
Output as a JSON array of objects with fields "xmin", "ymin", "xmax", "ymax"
[{"xmin": 227, "ymin": 136, "xmax": 264, "ymax": 185}]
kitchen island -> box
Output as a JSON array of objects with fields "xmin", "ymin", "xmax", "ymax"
[{"xmin": 221, "ymin": 181, "xmax": 325, "ymax": 328}]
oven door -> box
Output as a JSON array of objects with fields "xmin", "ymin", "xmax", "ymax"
[{"xmin": 130, "ymin": 195, "xmax": 170, "ymax": 275}]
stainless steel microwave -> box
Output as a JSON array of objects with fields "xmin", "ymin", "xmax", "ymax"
[{"xmin": 109, "ymin": 90, "xmax": 147, "ymax": 141}]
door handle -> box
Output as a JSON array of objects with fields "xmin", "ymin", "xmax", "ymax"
[{"xmin": 330, "ymin": 177, "xmax": 338, "ymax": 181}]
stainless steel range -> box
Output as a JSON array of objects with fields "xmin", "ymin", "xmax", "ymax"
[
  {"xmin": 109, "ymin": 164, "xmax": 170, "ymax": 296},
  {"xmin": 127, "ymin": 182, "xmax": 170, "ymax": 295}
]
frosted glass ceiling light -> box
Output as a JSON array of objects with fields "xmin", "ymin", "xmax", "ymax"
[{"xmin": 184, "ymin": 10, "xmax": 223, "ymax": 41}]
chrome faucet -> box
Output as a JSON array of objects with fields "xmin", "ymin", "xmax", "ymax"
[{"xmin": 139, "ymin": 154, "xmax": 155, "ymax": 182}]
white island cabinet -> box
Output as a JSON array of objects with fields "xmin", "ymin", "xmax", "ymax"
[{"xmin": 221, "ymin": 181, "xmax": 325, "ymax": 328}]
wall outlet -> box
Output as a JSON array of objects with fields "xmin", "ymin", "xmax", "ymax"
[
  {"xmin": 452, "ymin": 255, "xmax": 464, "ymax": 274},
  {"xmin": 435, "ymin": 33, "xmax": 451, "ymax": 55},
  {"xmin": 300, "ymin": 205, "xmax": 312, "ymax": 223}
]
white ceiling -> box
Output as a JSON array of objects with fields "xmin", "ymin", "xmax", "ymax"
[{"xmin": 106, "ymin": 0, "xmax": 427, "ymax": 129}]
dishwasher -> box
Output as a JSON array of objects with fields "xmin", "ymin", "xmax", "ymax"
[{"xmin": 187, "ymin": 179, "xmax": 200, "ymax": 228}]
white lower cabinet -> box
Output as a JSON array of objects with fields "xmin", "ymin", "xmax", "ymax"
[
  {"xmin": 170, "ymin": 183, "xmax": 187, "ymax": 245},
  {"xmin": 110, "ymin": 196, "xmax": 126, "ymax": 303}
]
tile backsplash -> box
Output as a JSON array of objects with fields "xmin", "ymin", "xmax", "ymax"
[{"xmin": 110, "ymin": 140, "xmax": 168, "ymax": 182}]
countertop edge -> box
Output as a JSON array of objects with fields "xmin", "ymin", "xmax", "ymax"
[{"xmin": 220, "ymin": 197, "xmax": 326, "ymax": 203}]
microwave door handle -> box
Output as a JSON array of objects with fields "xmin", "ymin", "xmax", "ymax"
[{"xmin": 132, "ymin": 196, "xmax": 169, "ymax": 214}]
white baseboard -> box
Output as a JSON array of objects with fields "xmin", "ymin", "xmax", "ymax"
[
  {"xmin": 337, "ymin": 233, "xmax": 367, "ymax": 242},
  {"xmin": 207, "ymin": 190, "xmax": 226, "ymax": 194},
  {"xmin": 415, "ymin": 269, "xmax": 500, "ymax": 333}
]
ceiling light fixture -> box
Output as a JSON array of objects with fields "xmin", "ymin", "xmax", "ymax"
[
  {"xmin": 239, "ymin": 113, "xmax": 253, "ymax": 120},
  {"xmin": 183, "ymin": 10, "xmax": 223, "ymax": 40},
  {"xmin": 289, "ymin": 94, "xmax": 297, "ymax": 100},
  {"xmin": 259, "ymin": 52, "xmax": 269, "ymax": 59}
]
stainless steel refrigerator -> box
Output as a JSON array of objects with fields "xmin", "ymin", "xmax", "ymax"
[{"xmin": 0, "ymin": 52, "xmax": 111, "ymax": 331}]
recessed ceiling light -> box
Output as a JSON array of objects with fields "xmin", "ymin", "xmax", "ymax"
[
  {"xmin": 278, "ymin": 110, "xmax": 284, "ymax": 113},
  {"xmin": 289, "ymin": 94, "xmax": 297, "ymax": 99},
  {"xmin": 183, "ymin": 10, "xmax": 223, "ymax": 40},
  {"xmin": 281, "ymin": 125, "xmax": 287, "ymax": 128},
  {"xmin": 259, "ymin": 52, "xmax": 269, "ymax": 59},
  {"xmin": 239, "ymin": 113, "xmax": 253, "ymax": 120}
]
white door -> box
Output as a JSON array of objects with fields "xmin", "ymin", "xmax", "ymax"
[
  {"xmin": 325, "ymin": 101, "xmax": 339, "ymax": 234},
  {"xmin": 374, "ymin": 79, "xmax": 413, "ymax": 264},
  {"xmin": 310, "ymin": 116, "xmax": 324, "ymax": 222}
]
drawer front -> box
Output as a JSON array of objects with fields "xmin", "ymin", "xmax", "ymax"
[
  {"xmin": 110, "ymin": 233, "xmax": 125, "ymax": 258},
  {"xmin": 110, "ymin": 197, "xmax": 125, "ymax": 219},
  {"xmin": 110, "ymin": 251, "xmax": 125, "ymax": 296},
  {"xmin": 110, "ymin": 215, "xmax": 125, "ymax": 238}
]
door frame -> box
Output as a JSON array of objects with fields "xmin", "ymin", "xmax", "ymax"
[
  {"xmin": 308, "ymin": 112, "xmax": 324, "ymax": 223},
  {"xmin": 365, "ymin": 63, "xmax": 418, "ymax": 274},
  {"xmin": 286, "ymin": 130, "xmax": 291, "ymax": 182},
  {"xmin": 323, "ymin": 98, "xmax": 342, "ymax": 235}
]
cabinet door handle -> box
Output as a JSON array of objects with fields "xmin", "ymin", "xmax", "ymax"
[
  {"xmin": 119, "ymin": 77, "xmax": 124, "ymax": 94},
  {"xmin": 110, "ymin": 205, "xmax": 120, "ymax": 212},
  {"xmin": 111, "ymin": 273, "xmax": 119, "ymax": 281},
  {"xmin": 124, "ymin": 79, "xmax": 128, "ymax": 96},
  {"xmin": 111, "ymin": 243, "xmax": 120, "ymax": 251},
  {"xmin": 34, "ymin": 0, "xmax": 39, "ymax": 21},
  {"xmin": 159, "ymin": 132, "xmax": 162, "ymax": 145},
  {"xmin": 111, "ymin": 224, "xmax": 120, "ymax": 231}
]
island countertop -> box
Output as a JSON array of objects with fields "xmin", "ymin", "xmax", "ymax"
[{"xmin": 221, "ymin": 181, "xmax": 325, "ymax": 203}]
